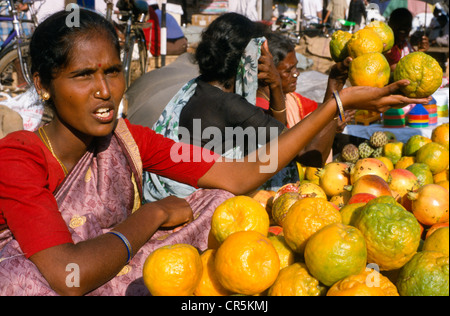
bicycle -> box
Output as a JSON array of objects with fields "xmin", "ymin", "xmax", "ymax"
[
  {"xmin": 115, "ymin": 0, "xmax": 150, "ymax": 88},
  {"xmin": 0, "ymin": 0, "xmax": 41, "ymax": 92}
]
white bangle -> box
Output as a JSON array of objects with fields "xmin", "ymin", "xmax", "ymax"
[{"xmin": 333, "ymin": 91, "xmax": 346, "ymax": 122}]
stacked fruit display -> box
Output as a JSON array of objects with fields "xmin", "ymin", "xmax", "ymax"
[
  {"xmin": 329, "ymin": 21, "xmax": 443, "ymax": 97},
  {"xmin": 142, "ymin": 123, "xmax": 449, "ymax": 297}
]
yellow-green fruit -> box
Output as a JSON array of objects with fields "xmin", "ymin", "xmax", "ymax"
[
  {"xmin": 393, "ymin": 52, "xmax": 443, "ymax": 98},
  {"xmin": 330, "ymin": 30, "xmax": 352, "ymax": 62},
  {"xmin": 396, "ymin": 251, "xmax": 449, "ymax": 296}
]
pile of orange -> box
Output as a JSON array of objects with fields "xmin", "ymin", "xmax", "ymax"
[{"xmin": 142, "ymin": 123, "xmax": 449, "ymax": 297}]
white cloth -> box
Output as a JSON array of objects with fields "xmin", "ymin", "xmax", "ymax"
[
  {"xmin": 228, "ymin": 0, "xmax": 259, "ymax": 21},
  {"xmin": 301, "ymin": 0, "xmax": 323, "ymax": 24}
]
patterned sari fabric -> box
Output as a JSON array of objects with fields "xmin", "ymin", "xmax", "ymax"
[
  {"xmin": 0, "ymin": 119, "xmax": 234, "ymax": 296},
  {"xmin": 143, "ymin": 38, "xmax": 266, "ymax": 203}
]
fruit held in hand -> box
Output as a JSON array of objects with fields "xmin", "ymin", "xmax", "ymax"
[
  {"xmin": 393, "ymin": 52, "xmax": 443, "ymax": 98},
  {"xmin": 347, "ymin": 29, "xmax": 384, "ymax": 58},
  {"xmin": 364, "ymin": 21, "xmax": 395, "ymax": 53},
  {"xmin": 349, "ymin": 52, "xmax": 390, "ymax": 88},
  {"xmin": 330, "ymin": 30, "xmax": 352, "ymax": 62}
]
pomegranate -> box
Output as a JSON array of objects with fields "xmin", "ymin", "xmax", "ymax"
[
  {"xmin": 329, "ymin": 191, "xmax": 352, "ymax": 209},
  {"xmin": 345, "ymin": 174, "xmax": 392, "ymax": 197},
  {"xmin": 273, "ymin": 183, "xmax": 299, "ymax": 201},
  {"xmin": 348, "ymin": 193, "xmax": 377, "ymax": 204},
  {"xmin": 250, "ymin": 190, "xmax": 276, "ymax": 214},
  {"xmin": 389, "ymin": 169, "xmax": 420, "ymax": 201},
  {"xmin": 407, "ymin": 184, "xmax": 449, "ymax": 226},
  {"xmin": 316, "ymin": 162, "xmax": 351, "ymax": 197},
  {"xmin": 349, "ymin": 158, "xmax": 391, "ymax": 184},
  {"xmin": 271, "ymin": 192, "xmax": 300, "ymax": 227},
  {"xmin": 298, "ymin": 182, "xmax": 328, "ymax": 200}
]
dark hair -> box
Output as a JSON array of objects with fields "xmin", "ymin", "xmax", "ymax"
[
  {"xmin": 265, "ymin": 32, "xmax": 296, "ymax": 66},
  {"xmin": 30, "ymin": 8, "xmax": 120, "ymax": 87},
  {"xmin": 195, "ymin": 13, "xmax": 264, "ymax": 88},
  {"xmin": 388, "ymin": 8, "xmax": 413, "ymax": 30}
]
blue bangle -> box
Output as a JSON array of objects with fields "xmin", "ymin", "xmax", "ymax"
[{"xmin": 107, "ymin": 231, "xmax": 133, "ymax": 264}]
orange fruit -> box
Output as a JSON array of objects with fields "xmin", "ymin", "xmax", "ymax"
[
  {"xmin": 214, "ymin": 231, "xmax": 280, "ymax": 295},
  {"xmin": 194, "ymin": 249, "xmax": 232, "ymax": 296},
  {"xmin": 329, "ymin": 30, "xmax": 352, "ymax": 62},
  {"xmin": 268, "ymin": 235, "xmax": 296, "ymax": 269},
  {"xmin": 432, "ymin": 123, "xmax": 449, "ymax": 150},
  {"xmin": 355, "ymin": 196, "xmax": 422, "ymax": 271},
  {"xmin": 416, "ymin": 142, "xmax": 449, "ymax": 175},
  {"xmin": 426, "ymin": 222, "xmax": 449, "ymax": 239},
  {"xmin": 404, "ymin": 135, "xmax": 432, "ymax": 157},
  {"xmin": 383, "ymin": 142, "xmax": 404, "ymax": 165},
  {"xmin": 348, "ymin": 52, "xmax": 390, "ymax": 88},
  {"xmin": 394, "ymin": 156, "xmax": 416, "ymax": 170},
  {"xmin": 211, "ymin": 196, "xmax": 270, "ymax": 244},
  {"xmin": 434, "ymin": 169, "xmax": 449, "ymax": 183},
  {"xmin": 143, "ymin": 244, "xmax": 203, "ymax": 296},
  {"xmin": 347, "ymin": 29, "xmax": 384, "ymax": 58},
  {"xmin": 376, "ymin": 156, "xmax": 394, "ymax": 171},
  {"xmin": 283, "ymin": 197, "xmax": 342, "ymax": 254},
  {"xmin": 268, "ymin": 263, "xmax": 326, "ymax": 296},
  {"xmin": 437, "ymin": 180, "xmax": 449, "ymax": 191},
  {"xmin": 304, "ymin": 223, "xmax": 367, "ymax": 286},
  {"xmin": 394, "ymin": 52, "xmax": 443, "ymax": 98},
  {"xmin": 364, "ymin": 21, "xmax": 395, "ymax": 53},
  {"xmin": 396, "ymin": 251, "xmax": 449, "ymax": 296},
  {"xmin": 297, "ymin": 182, "xmax": 327, "ymax": 200},
  {"xmin": 340, "ymin": 202, "xmax": 365, "ymax": 226},
  {"xmin": 422, "ymin": 227, "xmax": 449, "ymax": 256},
  {"xmin": 327, "ymin": 269, "xmax": 399, "ymax": 296}
]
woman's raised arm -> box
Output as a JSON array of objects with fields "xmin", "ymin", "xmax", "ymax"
[{"xmin": 198, "ymin": 80, "xmax": 431, "ymax": 194}]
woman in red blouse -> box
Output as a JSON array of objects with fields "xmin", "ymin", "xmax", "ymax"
[{"xmin": 0, "ymin": 9, "xmax": 430, "ymax": 296}]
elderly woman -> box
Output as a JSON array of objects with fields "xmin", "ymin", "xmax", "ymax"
[
  {"xmin": 0, "ymin": 9, "xmax": 429, "ymax": 296},
  {"xmin": 256, "ymin": 32, "xmax": 355, "ymax": 166}
]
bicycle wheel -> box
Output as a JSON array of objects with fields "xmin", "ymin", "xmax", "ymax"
[
  {"xmin": 123, "ymin": 30, "xmax": 148, "ymax": 88},
  {"xmin": 0, "ymin": 42, "xmax": 32, "ymax": 92}
]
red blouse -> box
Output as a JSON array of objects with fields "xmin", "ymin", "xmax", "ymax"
[{"xmin": 0, "ymin": 120, "xmax": 218, "ymax": 258}]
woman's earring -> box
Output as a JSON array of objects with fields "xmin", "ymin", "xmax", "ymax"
[{"xmin": 41, "ymin": 91, "xmax": 50, "ymax": 101}]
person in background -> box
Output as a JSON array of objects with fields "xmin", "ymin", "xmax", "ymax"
[
  {"xmin": 348, "ymin": 0, "xmax": 368, "ymax": 31},
  {"xmin": 256, "ymin": 32, "xmax": 355, "ymax": 170},
  {"xmin": 300, "ymin": 0, "xmax": 323, "ymax": 28},
  {"xmin": 144, "ymin": 0, "xmax": 188, "ymax": 56},
  {"xmin": 385, "ymin": 8, "xmax": 430, "ymax": 71},
  {"xmin": 428, "ymin": 7, "xmax": 449, "ymax": 47},
  {"xmin": 323, "ymin": 0, "xmax": 349, "ymax": 29}
]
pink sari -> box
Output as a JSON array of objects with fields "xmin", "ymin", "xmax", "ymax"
[{"xmin": 0, "ymin": 119, "xmax": 233, "ymax": 296}]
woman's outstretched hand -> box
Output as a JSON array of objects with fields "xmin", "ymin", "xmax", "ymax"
[{"xmin": 340, "ymin": 79, "xmax": 432, "ymax": 113}]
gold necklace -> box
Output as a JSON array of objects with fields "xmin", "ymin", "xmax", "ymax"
[{"xmin": 38, "ymin": 127, "xmax": 69, "ymax": 175}]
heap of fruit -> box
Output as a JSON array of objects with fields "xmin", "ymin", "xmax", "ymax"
[
  {"xmin": 329, "ymin": 21, "xmax": 443, "ymax": 97},
  {"xmin": 142, "ymin": 124, "xmax": 449, "ymax": 296}
]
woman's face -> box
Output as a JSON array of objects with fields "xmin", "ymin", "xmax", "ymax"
[
  {"xmin": 47, "ymin": 34, "xmax": 125, "ymax": 138},
  {"xmin": 277, "ymin": 51, "xmax": 299, "ymax": 94}
]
